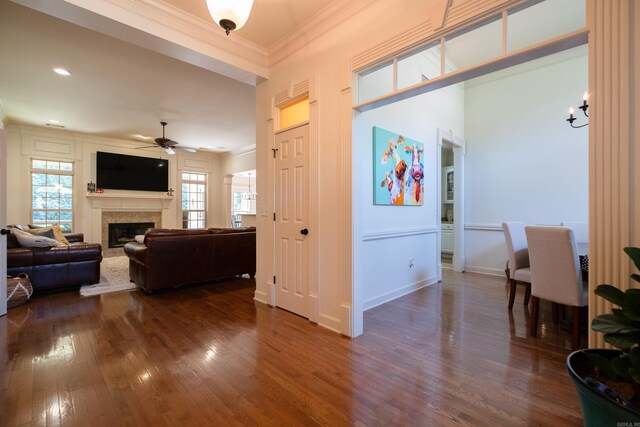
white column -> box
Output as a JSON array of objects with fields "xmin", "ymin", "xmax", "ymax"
[
  {"xmin": 223, "ymin": 174, "xmax": 234, "ymax": 227},
  {"xmin": 588, "ymin": 0, "xmax": 640, "ymax": 347}
]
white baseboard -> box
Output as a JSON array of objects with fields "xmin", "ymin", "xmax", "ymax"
[
  {"xmin": 364, "ymin": 275, "xmax": 438, "ymax": 311},
  {"xmin": 318, "ymin": 313, "xmax": 341, "ymax": 334},
  {"xmin": 254, "ymin": 289, "xmax": 269, "ymax": 305},
  {"xmin": 464, "ymin": 265, "xmax": 505, "ymax": 277}
]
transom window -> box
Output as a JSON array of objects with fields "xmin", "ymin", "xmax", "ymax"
[
  {"xmin": 181, "ymin": 172, "xmax": 206, "ymax": 229},
  {"xmin": 31, "ymin": 159, "xmax": 73, "ymax": 231}
]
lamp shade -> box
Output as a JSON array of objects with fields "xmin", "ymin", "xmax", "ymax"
[{"xmin": 206, "ymin": 0, "xmax": 254, "ymax": 34}]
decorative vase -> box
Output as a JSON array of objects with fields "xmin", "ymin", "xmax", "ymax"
[{"xmin": 567, "ymin": 349, "xmax": 640, "ymax": 426}]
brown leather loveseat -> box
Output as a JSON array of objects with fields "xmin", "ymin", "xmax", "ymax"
[
  {"xmin": 7, "ymin": 230, "xmax": 102, "ymax": 292},
  {"xmin": 123, "ymin": 227, "xmax": 256, "ymax": 293}
]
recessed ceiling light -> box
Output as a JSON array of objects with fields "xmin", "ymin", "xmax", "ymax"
[
  {"xmin": 133, "ymin": 134, "xmax": 152, "ymax": 140},
  {"xmin": 53, "ymin": 68, "xmax": 71, "ymax": 76},
  {"xmin": 48, "ymin": 119, "xmax": 60, "ymax": 124},
  {"xmin": 216, "ymin": 146, "xmax": 227, "ymax": 150}
]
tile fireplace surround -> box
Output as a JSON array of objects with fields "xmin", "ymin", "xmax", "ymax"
[{"xmin": 86, "ymin": 193, "xmax": 172, "ymax": 257}]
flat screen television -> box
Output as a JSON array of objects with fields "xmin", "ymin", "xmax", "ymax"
[{"xmin": 96, "ymin": 151, "xmax": 169, "ymax": 192}]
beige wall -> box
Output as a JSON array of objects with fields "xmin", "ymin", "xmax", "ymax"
[{"xmin": 5, "ymin": 124, "xmax": 253, "ymax": 240}]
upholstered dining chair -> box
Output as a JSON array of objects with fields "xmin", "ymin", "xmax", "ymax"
[
  {"xmin": 561, "ymin": 221, "xmax": 589, "ymax": 244},
  {"xmin": 525, "ymin": 225, "xmax": 588, "ymax": 350},
  {"xmin": 502, "ymin": 222, "xmax": 531, "ymax": 310}
]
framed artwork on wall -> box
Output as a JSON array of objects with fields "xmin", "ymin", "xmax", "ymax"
[{"xmin": 373, "ymin": 126, "xmax": 424, "ymax": 206}]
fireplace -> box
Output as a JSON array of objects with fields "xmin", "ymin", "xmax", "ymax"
[{"xmin": 108, "ymin": 222, "xmax": 154, "ymax": 248}]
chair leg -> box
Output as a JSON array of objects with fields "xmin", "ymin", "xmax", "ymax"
[
  {"xmin": 508, "ymin": 279, "xmax": 517, "ymax": 310},
  {"xmin": 530, "ymin": 296, "xmax": 539, "ymax": 337},
  {"xmin": 572, "ymin": 306, "xmax": 581, "ymax": 350},
  {"xmin": 523, "ymin": 283, "xmax": 531, "ymax": 306}
]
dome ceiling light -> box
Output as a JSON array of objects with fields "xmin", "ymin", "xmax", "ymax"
[{"xmin": 206, "ymin": 0, "xmax": 254, "ymax": 35}]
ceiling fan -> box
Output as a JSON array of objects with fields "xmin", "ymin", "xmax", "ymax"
[{"xmin": 136, "ymin": 121, "xmax": 195, "ymax": 155}]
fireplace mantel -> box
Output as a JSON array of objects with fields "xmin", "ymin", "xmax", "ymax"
[{"xmin": 85, "ymin": 192, "xmax": 174, "ymax": 244}]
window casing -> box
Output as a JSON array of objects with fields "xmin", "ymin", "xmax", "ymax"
[
  {"xmin": 181, "ymin": 172, "xmax": 206, "ymax": 229},
  {"xmin": 31, "ymin": 159, "xmax": 74, "ymax": 231}
]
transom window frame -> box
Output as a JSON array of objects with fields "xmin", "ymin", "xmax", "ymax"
[
  {"xmin": 30, "ymin": 159, "xmax": 74, "ymax": 231},
  {"xmin": 354, "ymin": 0, "xmax": 588, "ymax": 112},
  {"xmin": 181, "ymin": 171, "xmax": 207, "ymax": 229}
]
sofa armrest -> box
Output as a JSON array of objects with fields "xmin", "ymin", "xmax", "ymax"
[
  {"xmin": 64, "ymin": 233, "xmax": 84, "ymax": 243},
  {"xmin": 124, "ymin": 242, "xmax": 147, "ymax": 265}
]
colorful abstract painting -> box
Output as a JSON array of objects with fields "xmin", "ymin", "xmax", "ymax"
[{"xmin": 373, "ymin": 126, "xmax": 424, "ymax": 206}]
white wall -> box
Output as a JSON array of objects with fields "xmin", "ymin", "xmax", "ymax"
[
  {"xmin": 5, "ymin": 124, "xmax": 242, "ymax": 240},
  {"xmin": 354, "ymin": 84, "xmax": 464, "ymax": 309},
  {"xmin": 463, "ymin": 46, "xmax": 588, "ymax": 275}
]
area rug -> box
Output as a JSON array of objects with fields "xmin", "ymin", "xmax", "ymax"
[{"xmin": 80, "ymin": 256, "xmax": 137, "ymax": 297}]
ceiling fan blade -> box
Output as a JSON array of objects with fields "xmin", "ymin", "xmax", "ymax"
[
  {"xmin": 163, "ymin": 146, "xmax": 175, "ymax": 155},
  {"xmin": 175, "ymin": 146, "xmax": 196, "ymax": 153}
]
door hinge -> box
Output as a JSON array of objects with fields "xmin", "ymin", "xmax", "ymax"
[
  {"xmin": 272, "ymin": 148, "xmax": 279, "ymax": 158},
  {"xmin": 273, "ymin": 275, "xmax": 276, "ymax": 284},
  {"xmin": 273, "ymin": 212, "xmax": 276, "ymax": 221}
]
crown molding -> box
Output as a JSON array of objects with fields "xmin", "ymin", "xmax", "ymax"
[
  {"xmin": 227, "ymin": 144, "xmax": 256, "ymax": 157},
  {"xmin": 268, "ymin": 0, "xmax": 377, "ymax": 67}
]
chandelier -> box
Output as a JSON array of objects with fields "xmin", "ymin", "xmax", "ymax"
[
  {"xmin": 206, "ymin": 0, "xmax": 254, "ymax": 35},
  {"xmin": 243, "ymin": 172, "xmax": 257, "ymax": 200}
]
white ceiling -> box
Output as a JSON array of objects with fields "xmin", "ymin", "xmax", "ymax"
[{"xmin": 0, "ymin": 0, "xmax": 334, "ymax": 153}]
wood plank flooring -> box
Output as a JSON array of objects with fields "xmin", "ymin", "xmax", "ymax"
[{"xmin": 0, "ymin": 271, "xmax": 583, "ymax": 426}]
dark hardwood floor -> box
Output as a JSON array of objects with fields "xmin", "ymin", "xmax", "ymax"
[{"xmin": 0, "ymin": 271, "xmax": 583, "ymax": 426}]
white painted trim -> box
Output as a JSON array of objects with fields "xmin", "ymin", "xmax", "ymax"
[
  {"xmin": 0, "ymin": 99, "xmax": 7, "ymax": 130},
  {"xmin": 227, "ymin": 144, "xmax": 256, "ymax": 157},
  {"xmin": 254, "ymin": 289, "xmax": 269, "ymax": 305},
  {"xmin": 318, "ymin": 313, "xmax": 342, "ymax": 334},
  {"xmin": 363, "ymin": 275, "xmax": 438, "ymax": 311},
  {"xmin": 268, "ymin": 0, "xmax": 377, "ymax": 66},
  {"xmin": 464, "ymin": 223, "xmax": 503, "ymax": 231},
  {"xmin": 275, "ymin": 121, "xmax": 310, "ymax": 135},
  {"xmin": 451, "ymin": 135, "xmax": 465, "ymax": 272},
  {"xmin": 464, "ymin": 265, "xmax": 505, "ymax": 277},
  {"xmin": 362, "ymin": 226, "xmax": 438, "ymax": 241},
  {"xmin": 354, "ymin": 29, "xmax": 588, "ymax": 112}
]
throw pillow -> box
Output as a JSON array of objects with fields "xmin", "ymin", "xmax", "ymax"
[
  {"xmin": 12, "ymin": 228, "xmax": 65, "ymax": 248},
  {"xmin": 27, "ymin": 228, "xmax": 56, "ymax": 240},
  {"xmin": 28, "ymin": 225, "xmax": 70, "ymax": 245},
  {"xmin": 134, "ymin": 235, "xmax": 145, "ymax": 244}
]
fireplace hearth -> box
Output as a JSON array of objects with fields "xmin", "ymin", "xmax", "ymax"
[{"xmin": 108, "ymin": 222, "xmax": 154, "ymax": 248}]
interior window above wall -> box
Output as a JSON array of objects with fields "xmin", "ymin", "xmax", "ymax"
[
  {"xmin": 181, "ymin": 172, "xmax": 206, "ymax": 229},
  {"xmin": 280, "ymin": 97, "xmax": 309, "ymax": 129},
  {"xmin": 507, "ymin": 0, "xmax": 586, "ymax": 53},
  {"xmin": 397, "ymin": 42, "xmax": 441, "ymax": 90},
  {"xmin": 358, "ymin": 60, "xmax": 394, "ymax": 103},
  {"xmin": 31, "ymin": 159, "xmax": 73, "ymax": 231},
  {"xmin": 444, "ymin": 16, "xmax": 502, "ymax": 71}
]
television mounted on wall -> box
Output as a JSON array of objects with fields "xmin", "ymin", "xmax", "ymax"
[{"xmin": 96, "ymin": 151, "xmax": 169, "ymax": 192}]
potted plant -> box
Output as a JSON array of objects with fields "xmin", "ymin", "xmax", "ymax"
[{"xmin": 567, "ymin": 247, "xmax": 640, "ymax": 425}]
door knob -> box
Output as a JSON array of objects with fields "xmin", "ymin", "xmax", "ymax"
[
  {"xmin": 300, "ymin": 228, "xmax": 309, "ymax": 236},
  {"xmin": 1, "ymin": 228, "xmax": 11, "ymax": 236}
]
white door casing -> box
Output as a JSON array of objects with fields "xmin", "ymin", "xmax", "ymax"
[
  {"xmin": 0, "ymin": 127, "xmax": 7, "ymax": 316},
  {"xmin": 274, "ymin": 123, "xmax": 310, "ymax": 317}
]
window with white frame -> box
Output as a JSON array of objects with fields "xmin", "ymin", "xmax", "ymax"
[
  {"xmin": 31, "ymin": 159, "xmax": 74, "ymax": 231},
  {"xmin": 181, "ymin": 172, "xmax": 206, "ymax": 229}
]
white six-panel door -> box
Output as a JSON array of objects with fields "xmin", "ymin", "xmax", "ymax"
[
  {"xmin": 274, "ymin": 123, "xmax": 309, "ymax": 317},
  {"xmin": 0, "ymin": 128, "xmax": 7, "ymax": 317}
]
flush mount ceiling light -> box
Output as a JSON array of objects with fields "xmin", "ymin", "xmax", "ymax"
[
  {"xmin": 206, "ymin": 0, "xmax": 254, "ymax": 35},
  {"xmin": 53, "ymin": 67, "xmax": 71, "ymax": 76}
]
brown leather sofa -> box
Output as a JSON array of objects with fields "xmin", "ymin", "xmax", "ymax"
[
  {"xmin": 123, "ymin": 227, "xmax": 256, "ymax": 293},
  {"xmin": 7, "ymin": 231, "xmax": 102, "ymax": 292}
]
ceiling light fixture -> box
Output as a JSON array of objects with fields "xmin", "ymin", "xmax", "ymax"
[
  {"xmin": 206, "ymin": 0, "xmax": 254, "ymax": 35},
  {"xmin": 53, "ymin": 67, "xmax": 71, "ymax": 76},
  {"xmin": 48, "ymin": 119, "xmax": 60, "ymax": 124}
]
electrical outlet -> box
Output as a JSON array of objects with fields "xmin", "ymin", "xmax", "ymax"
[{"xmin": 409, "ymin": 259, "xmax": 415, "ymax": 269}]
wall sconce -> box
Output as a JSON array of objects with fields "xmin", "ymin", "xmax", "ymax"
[{"xmin": 567, "ymin": 91, "xmax": 589, "ymax": 128}]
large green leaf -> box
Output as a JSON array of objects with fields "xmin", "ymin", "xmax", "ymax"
[
  {"xmin": 595, "ymin": 285, "xmax": 625, "ymax": 306},
  {"xmin": 604, "ymin": 333, "xmax": 639, "ymax": 350},
  {"xmin": 629, "ymin": 367, "xmax": 640, "ymax": 384},
  {"xmin": 592, "ymin": 315, "xmax": 640, "ymax": 334},
  {"xmin": 623, "ymin": 291, "xmax": 640, "ymax": 317},
  {"xmin": 630, "ymin": 347, "xmax": 640, "ymax": 367},
  {"xmin": 632, "ymin": 274, "xmax": 640, "ymax": 284},
  {"xmin": 624, "ymin": 247, "xmax": 640, "ymax": 272},
  {"xmin": 612, "ymin": 354, "xmax": 632, "ymax": 377}
]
